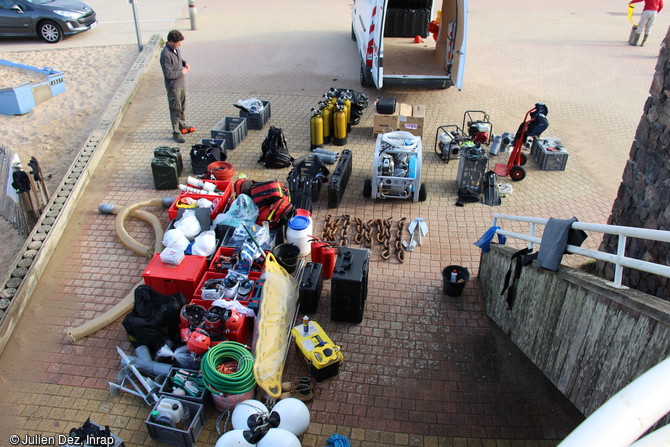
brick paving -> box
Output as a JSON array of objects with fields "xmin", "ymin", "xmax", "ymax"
[{"xmin": 0, "ymin": 0, "xmax": 667, "ymax": 446}]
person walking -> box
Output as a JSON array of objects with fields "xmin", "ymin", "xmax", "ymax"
[
  {"xmin": 160, "ymin": 29, "xmax": 196, "ymax": 143},
  {"xmin": 630, "ymin": 0, "xmax": 664, "ymax": 47}
]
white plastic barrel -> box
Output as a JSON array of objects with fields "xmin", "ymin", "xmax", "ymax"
[{"xmin": 286, "ymin": 215, "xmax": 313, "ymax": 257}]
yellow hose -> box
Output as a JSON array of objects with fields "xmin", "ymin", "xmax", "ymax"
[
  {"xmin": 65, "ymin": 198, "xmax": 169, "ymax": 343},
  {"xmin": 66, "ymin": 280, "xmax": 143, "ymax": 343},
  {"xmin": 113, "ymin": 198, "xmax": 166, "ymax": 257}
]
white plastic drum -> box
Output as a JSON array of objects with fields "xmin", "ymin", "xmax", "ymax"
[{"xmin": 286, "ymin": 215, "xmax": 313, "ymax": 257}]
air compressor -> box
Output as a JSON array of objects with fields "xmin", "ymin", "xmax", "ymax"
[{"xmin": 363, "ymin": 131, "xmax": 427, "ymax": 202}]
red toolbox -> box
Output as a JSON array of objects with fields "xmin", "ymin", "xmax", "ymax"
[
  {"xmin": 192, "ymin": 270, "xmax": 262, "ymax": 307},
  {"xmin": 142, "ymin": 254, "xmax": 208, "ymax": 302},
  {"xmin": 168, "ymin": 181, "xmax": 232, "ymax": 221}
]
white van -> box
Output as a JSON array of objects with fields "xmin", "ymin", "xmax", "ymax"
[{"xmin": 351, "ymin": 0, "xmax": 468, "ymax": 90}]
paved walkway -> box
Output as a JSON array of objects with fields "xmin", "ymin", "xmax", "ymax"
[{"xmin": 1, "ymin": 0, "xmax": 667, "ymax": 446}]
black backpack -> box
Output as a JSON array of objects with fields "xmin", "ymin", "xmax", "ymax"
[
  {"xmin": 259, "ymin": 126, "xmax": 294, "ymax": 169},
  {"xmin": 121, "ymin": 285, "xmax": 185, "ymax": 353}
]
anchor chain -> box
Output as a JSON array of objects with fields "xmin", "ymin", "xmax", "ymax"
[
  {"xmin": 354, "ymin": 217, "xmax": 364, "ymax": 244},
  {"xmin": 395, "ymin": 217, "xmax": 407, "ymax": 263},
  {"xmin": 340, "ymin": 214, "xmax": 351, "ymax": 246}
]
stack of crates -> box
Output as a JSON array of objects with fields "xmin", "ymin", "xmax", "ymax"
[
  {"xmin": 384, "ymin": 0, "xmax": 432, "ymax": 38},
  {"xmin": 456, "ymin": 144, "xmax": 488, "ymax": 195}
]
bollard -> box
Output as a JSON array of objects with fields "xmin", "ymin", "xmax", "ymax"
[{"xmin": 188, "ymin": 0, "xmax": 197, "ymax": 30}]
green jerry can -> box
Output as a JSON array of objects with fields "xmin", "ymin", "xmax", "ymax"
[
  {"xmin": 154, "ymin": 146, "xmax": 183, "ymax": 175},
  {"xmin": 151, "ymin": 156, "xmax": 179, "ymax": 190}
]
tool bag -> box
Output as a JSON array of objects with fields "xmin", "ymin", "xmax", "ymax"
[
  {"xmin": 233, "ymin": 178, "xmax": 253, "ymax": 198},
  {"xmin": 258, "ymin": 126, "xmax": 294, "ymax": 169},
  {"xmin": 190, "ymin": 143, "xmax": 226, "ymax": 175},
  {"xmin": 256, "ymin": 195, "xmax": 295, "ymax": 229},
  {"xmin": 249, "ymin": 180, "xmax": 289, "ymax": 207},
  {"xmin": 122, "ymin": 285, "xmax": 185, "ymax": 353}
]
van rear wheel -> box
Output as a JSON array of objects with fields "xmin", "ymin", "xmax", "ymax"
[{"xmin": 360, "ymin": 60, "xmax": 373, "ymax": 89}]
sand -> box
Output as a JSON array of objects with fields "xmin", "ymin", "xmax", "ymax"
[{"xmin": 0, "ymin": 45, "xmax": 138, "ymax": 283}]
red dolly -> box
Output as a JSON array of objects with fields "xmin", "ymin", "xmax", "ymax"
[{"xmin": 494, "ymin": 103, "xmax": 549, "ymax": 181}]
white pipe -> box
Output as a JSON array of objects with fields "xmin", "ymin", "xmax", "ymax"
[{"xmin": 558, "ymin": 357, "xmax": 670, "ymax": 447}]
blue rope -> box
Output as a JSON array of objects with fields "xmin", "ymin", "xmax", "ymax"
[{"xmin": 327, "ymin": 434, "xmax": 351, "ymax": 447}]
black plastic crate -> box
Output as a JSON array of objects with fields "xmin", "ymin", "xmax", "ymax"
[
  {"xmin": 328, "ymin": 149, "xmax": 353, "ymax": 208},
  {"xmin": 190, "ymin": 143, "xmax": 224, "ymax": 175},
  {"xmin": 210, "ymin": 117, "xmax": 247, "ymax": 149},
  {"xmin": 331, "ymin": 247, "xmax": 370, "ymax": 323},
  {"xmin": 159, "ymin": 367, "xmax": 209, "ymax": 406},
  {"xmin": 456, "ymin": 147, "xmax": 488, "ymax": 195},
  {"xmin": 145, "ymin": 398, "xmax": 205, "ymax": 447},
  {"xmin": 532, "ymin": 137, "xmax": 569, "ymax": 171},
  {"xmin": 299, "ymin": 262, "xmax": 323, "ymax": 314},
  {"xmin": 199, "ymin": 138, "xmax": 226, "ymax": 152},
  {"xmin": 239, "ymin": 100, "xmax": 271, "ymax": 130},
  {"xmin": 384, "ymin": 8, "xmax": 430, "ymax": 38}
]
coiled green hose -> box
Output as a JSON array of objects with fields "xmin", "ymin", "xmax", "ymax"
[{"xmin": 201, "ymin": 341, "xmax": 255, "ymax": 394}]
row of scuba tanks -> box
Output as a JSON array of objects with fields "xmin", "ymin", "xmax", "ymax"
[{"xmin": 310, "ymin": 88, "xmax": 369, "ymax": 149}]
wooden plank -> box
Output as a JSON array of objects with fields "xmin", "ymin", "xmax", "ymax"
[{"xmin": 383, "ymin": 37, "xmax": 446, "ymax": 76}]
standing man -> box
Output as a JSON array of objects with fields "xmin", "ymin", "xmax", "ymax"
[
  {"xmin": 160, "ymin": 30, "xmax": 196, "ymax": 143},
  {"xmin": 630, "ymin": 0, "xmax": 664, "ymax": 47}
]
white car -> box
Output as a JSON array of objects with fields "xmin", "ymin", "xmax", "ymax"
[{"xmin": 0, "ymin": 0, "xmax": 97, "ymax": 43}]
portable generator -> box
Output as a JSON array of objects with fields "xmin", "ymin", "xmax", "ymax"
[{"xmin": 363, "ymin": 131, "xmax": 427, "ymax": 202}]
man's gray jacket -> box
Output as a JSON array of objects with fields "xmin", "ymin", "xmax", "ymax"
[{"xmin": 160, "ymin": 44, "xmax": 186, "ymax": 90}]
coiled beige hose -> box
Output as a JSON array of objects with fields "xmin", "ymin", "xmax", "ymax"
[{"xmin": 66, "ymin": 198, "xmax": 170, "ymax": 343}]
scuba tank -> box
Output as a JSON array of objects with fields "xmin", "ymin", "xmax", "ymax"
[
  {"xmin": 310, "ymin": 107, "xmax": 324, "ymax": 150},
  {"xmin": 333, "ymin": 104, "xmax": 347, "ymax": 146},
  {"xmin": 340, "ymin": 92, "xmax": 352, "ymax": 133},
  {"xmin": 319, "ymin": 100, "xmax": 333, "ymax": 145}
]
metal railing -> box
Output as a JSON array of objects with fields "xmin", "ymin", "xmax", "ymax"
[
  {"xmin": 557, "ymin": 356, "xmax": 670, "ymax": 447},
  {"xmin": 491, "ymin": 214, "xmax": 670, "ymax": 289}
]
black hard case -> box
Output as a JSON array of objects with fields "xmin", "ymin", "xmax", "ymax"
[
  {"xmin": 299, "ymin": 262, "xmax": 323, "ymax": 314},
  {"xmin": 331, "ymin": 247, "xmax": 370, "ymax": 323},
  {"xmin": 376, "ymin": 97, "xmax": 397, "ymax": 114},
  {"xmin": 327, "ymin": 149, "xmax": 352, "ymax": 208}
]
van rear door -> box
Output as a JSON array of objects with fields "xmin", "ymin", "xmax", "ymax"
[
  {"xmin": 435, "ymin": 0, "xmax": 468, "ymax": 90},
  {"xmin": 451, "ymin": 0, "xmax": 468, "ymax": 90},
  {"xmin": 371, "ymin": 0, "xmax": 387, "ymax": 89}
]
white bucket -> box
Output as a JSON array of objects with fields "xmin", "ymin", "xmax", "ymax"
[{"xmin": 286, "ymin": 215, "xmax": 313, "ymax": 257}]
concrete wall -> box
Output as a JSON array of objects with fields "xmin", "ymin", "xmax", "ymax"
[{"xmin": 479, "ymin": 244, "xmax": 670, "ymax": 417}]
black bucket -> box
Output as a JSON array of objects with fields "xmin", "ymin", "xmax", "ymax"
[
  {"xmin": 273, "ymin": 243, "xmax": 300, "ymax": 273},
  {"xmin": 442, "ymin": 265, "xmax": 470, "ymax": 297}
]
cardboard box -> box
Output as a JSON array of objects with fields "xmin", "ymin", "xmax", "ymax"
[
  {"xmin": 373, "ymin": 103, "xmax": 425, "ymax": 138},
  {"xmin": 398, "ymin": 104, "xmax": 425, "ymax": 137},
  {"xmin": 372, "ymin": 109, "xmax": 399, "ymax": 137}
]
